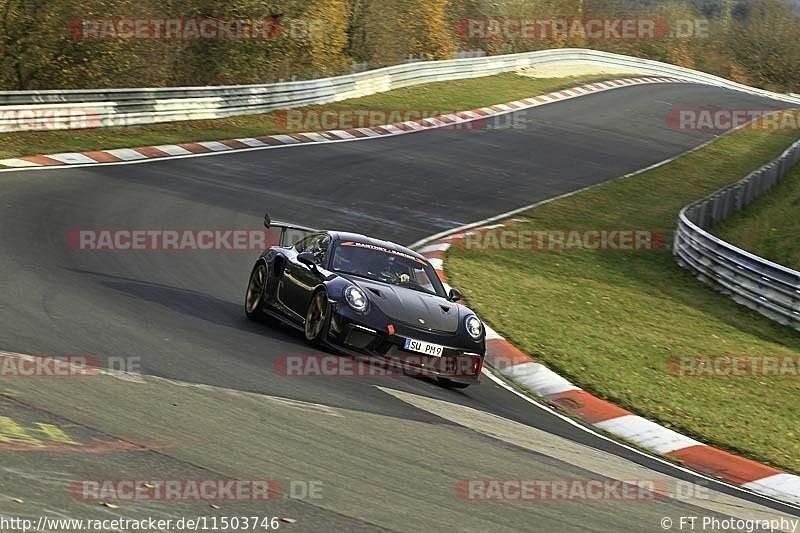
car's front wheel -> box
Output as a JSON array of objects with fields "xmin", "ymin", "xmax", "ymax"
[
  {"xmin": 245, "ymin": 262, "xmax": 269, "ymax": 320},
  {"xmin": 304, "ymin": 290, "xmax": 330, "ymax": 346}
]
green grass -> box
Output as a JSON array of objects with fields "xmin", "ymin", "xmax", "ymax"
[
  {"xmin": 0, "ymin": 73, "xmax": 632, "ymax": 161},
  {"xmin": 447, "ymin": 127, "xmax": 800, "ymax": 474},
  {"xmin": 713, "ymin": 162, "xmax": 800, "ymax": 270}
]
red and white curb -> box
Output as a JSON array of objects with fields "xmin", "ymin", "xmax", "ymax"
[
  {"xmin": 417, "ymin": 225, "xmax": 800, "ymax": 507},
  {"xmin": 0, "ymin": 77, "xmax": 683, "ymax": 170}
]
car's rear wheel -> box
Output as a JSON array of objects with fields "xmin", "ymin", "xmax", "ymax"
[
  {"xmin": 304, "ymin": 290, "xmax": 330, "ymax": 346},
  {"xmin": 245, "ymin": 262, "xmax": 269, "ymax": 320}
]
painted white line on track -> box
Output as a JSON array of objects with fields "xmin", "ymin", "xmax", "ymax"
[
  {"xmin": 478, "ymin": 366, "xmax": 800, "ymax": 511},
  {"xmin": 378, "ymin": 385, "xmax": 799, "ymax": 519},
  {"xmin": 0, "ymin": 78, "xmax": 689, "ymax": 174},
  {"xmin": 409, "ymin": 113, "xmax": 800, "ymax": 509},
  {"xmin": 409, "ymin": 132, "xmax": 727, "ymax": 251}
]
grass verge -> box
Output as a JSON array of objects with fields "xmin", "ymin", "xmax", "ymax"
[
  {"xmin": 446, "ymin": 126, "xmax": 800, "ymax": 474},
  {"xmin": 0, "ymin": 73, "xmax": 633, "ymax": 161},
  {"xmin": 713, "ymin": 162, "xmax": 800, "ymax": 270}
]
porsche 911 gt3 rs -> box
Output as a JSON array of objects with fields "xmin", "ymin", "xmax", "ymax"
[{"xmin": 245, "ymin": 213, "xmax": 486, "ymax": 388}]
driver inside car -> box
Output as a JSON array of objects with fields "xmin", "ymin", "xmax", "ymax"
[
  {"xmin": 392, "ymin": 261, "xmax": 413, "ymax": 284},
  {"xmin": 381, "ymin": 257, "xmax": 413, "ymax": 284}
]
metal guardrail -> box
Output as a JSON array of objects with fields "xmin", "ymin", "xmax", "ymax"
[
  {"xmin": 2, "ymin": 48, "xmax": 800, "ymax": 132},
  {"xmin": 674, "ymin": 140, "xmax": 800, "ymax": 331}
]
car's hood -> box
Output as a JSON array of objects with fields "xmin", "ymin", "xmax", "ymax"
[{"xmin": 346, "ymin": 277, "xmax": 459, "ymax": 333}]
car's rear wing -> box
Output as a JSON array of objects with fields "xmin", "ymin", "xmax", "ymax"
[{"xmin": 263, "ymin": 212, "xmax": 318, "ymax": 247}]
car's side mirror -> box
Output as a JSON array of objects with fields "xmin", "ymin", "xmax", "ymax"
[
  {"xmin": 448, "ymin": 287, "xmax": 463, "ymax": 302},
  {"xmin": 297, "ymin": 251, "xmax": 318, "ymax": 270}
]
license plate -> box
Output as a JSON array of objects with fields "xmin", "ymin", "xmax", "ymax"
[{"xmin": 404, "ymin": 338, "xmax": 444, "ymax": 357}]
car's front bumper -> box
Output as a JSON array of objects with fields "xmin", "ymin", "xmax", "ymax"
[{"xmin": 325, "ymin": 303, "xmax": 485, "ymax": 382}]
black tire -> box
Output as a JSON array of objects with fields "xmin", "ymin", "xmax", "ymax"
[
  {"xmin": 245, "ymin": 262, "xmax": 269, "ymax": 320},
  {"xmin": 304, "ymin": 290, "xmax": 331, "ymax": 346},
  {"xmin": 437, "ymin": 378, "xmax": 471, "ymax": 389}
]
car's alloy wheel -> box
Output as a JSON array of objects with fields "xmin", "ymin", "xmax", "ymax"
[
  {"xmin": 245, "ymin": 263, "xmax": 268, "ymax": 320},
  {"xmin": 304, "ymin": 290, "xmax": 330, "ymax": 346}
]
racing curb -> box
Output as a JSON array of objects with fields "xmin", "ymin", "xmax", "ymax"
[
  {"xmin": 0, "ymin": 77, "xmax": 682, "ymax": 169},
  {"xmin": 416, "ymin": 225, "xmax": 800, "ymax": 507}
]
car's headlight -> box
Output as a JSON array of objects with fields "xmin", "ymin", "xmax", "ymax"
[
  {"xmin": 344, "ymin": 286, "xmax": 368, "ymax": 312},
  {"xmin": 465, "ymin": 315, "xmax": 483, "ymax": 340}
]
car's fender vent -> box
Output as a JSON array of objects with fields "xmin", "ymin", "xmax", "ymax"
[
  {"xmin": 367, "ymin": 287, "xmax": 382, "ymax": 297},
  {"xmin": 440, "ymin": 305, "xmax": 451, "ymax": 313}
]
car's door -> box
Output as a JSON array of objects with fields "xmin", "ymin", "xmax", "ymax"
[
  {"xmin": 276, "ymin": 236, "xmax": 312, "ymax": 320},
  {"xmin": 279, "ymin": 233, "xmax": 330, "ymax": 318}
]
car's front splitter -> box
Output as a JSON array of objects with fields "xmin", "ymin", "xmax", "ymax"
[{"xmin": 325, "ymin": 305, "xmax": 485, "ymax": 382}]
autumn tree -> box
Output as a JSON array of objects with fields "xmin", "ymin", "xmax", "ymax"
[{"xmin": 727, "ymin": 0, "xmax": 800, "ymax": 91}]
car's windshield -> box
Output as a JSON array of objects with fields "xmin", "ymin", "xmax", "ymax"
[{"xmin": 331, "ymin": 241, "xmax": 445, "ymax": 297}]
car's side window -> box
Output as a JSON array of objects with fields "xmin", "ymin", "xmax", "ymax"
[
  {"xmin": 294, "ymin": 235, "xmax": 314, "ymax": 253},
  {"xmin": 295, "ymin": 234, "xmax": 330, "ymax": 265},
  {"xmin": 309, "ymin": 235, "xmax": 330, "ymax": 265}
]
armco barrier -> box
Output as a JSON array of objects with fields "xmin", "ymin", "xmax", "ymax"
[
  {"xmin": 674, "ymin": 140, "xmax": 800, "ymax": 330},
  {"xmin": 2, "ymin": 48, "xmax": 800, "ymax": 132}
]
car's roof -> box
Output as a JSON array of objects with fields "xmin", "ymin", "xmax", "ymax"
[{"xmin": 328, "ymin": 231, "xmax": 428, "ymax": 262}]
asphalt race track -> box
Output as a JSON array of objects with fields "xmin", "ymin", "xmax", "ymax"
[{"xmin": 1, "ymin": 83, "xmax": 798, "ymax": 531}]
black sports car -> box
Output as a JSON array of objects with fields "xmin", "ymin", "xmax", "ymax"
[{"xmin": 245, "ymin": 213, "xmax": 486, "ymax": 388}]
